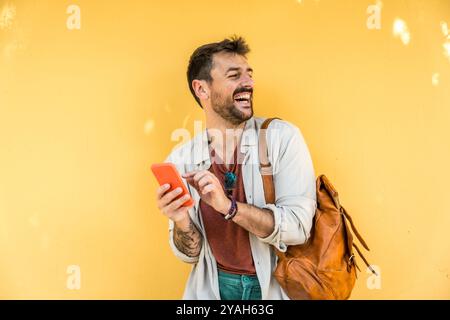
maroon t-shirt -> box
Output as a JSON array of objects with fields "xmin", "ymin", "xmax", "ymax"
[{"xmin": 199, "ymin": 145, "xmax": 256, "ymax": 275}]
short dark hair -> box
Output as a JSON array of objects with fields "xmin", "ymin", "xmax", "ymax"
[{"xmin": 187, "ymin": 36, "xmax": 250, "ymax": 108}]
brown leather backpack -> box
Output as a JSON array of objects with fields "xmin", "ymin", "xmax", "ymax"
[{"xmin": 259, "ymin": 118, "xmax": 376, "ymax": 300}]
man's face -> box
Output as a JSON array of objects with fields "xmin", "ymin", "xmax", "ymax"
[{"xmin": 208, "ymin": 52, "xmax": 254, "ymax": 125}]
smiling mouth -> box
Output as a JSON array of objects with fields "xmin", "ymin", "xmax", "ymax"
[{"xmin": 233, "ymin": 92, "xmax": 252, "ymax": 107}]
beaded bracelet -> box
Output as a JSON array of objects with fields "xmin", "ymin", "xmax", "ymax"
[{"xmin": 224, "ymin": 197, "xmax": 238, "ymax": 220}]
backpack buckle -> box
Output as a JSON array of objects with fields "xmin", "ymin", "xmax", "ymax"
[{"xmin": 348, "ymin": 254, "xmax": 355, "ymax": 265}]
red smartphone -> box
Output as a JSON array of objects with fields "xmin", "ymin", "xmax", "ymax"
[{"xmin": 151, "ymin": 163, "xmax": 194, "ymax": 207}]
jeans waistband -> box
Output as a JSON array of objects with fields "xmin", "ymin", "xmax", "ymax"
[{"xmin": 218, "ymin": 269, "xmax": 259, "ymax": 283}]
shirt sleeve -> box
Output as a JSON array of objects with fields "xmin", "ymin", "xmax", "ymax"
[{"xmin": 257, "ymin": 122, "xmax": 317, "ymax": 252}]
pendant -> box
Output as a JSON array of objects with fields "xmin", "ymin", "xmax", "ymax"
[{"xmin": 224, "ymin": 172, "xmax": 237, "ymax": 191}]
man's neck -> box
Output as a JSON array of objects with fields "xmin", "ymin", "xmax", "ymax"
[{"xmin": 205, "ymin": 113, "xmax": 247, "ymax": 164}]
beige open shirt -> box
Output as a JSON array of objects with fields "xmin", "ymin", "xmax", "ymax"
[{"xmin": 165, "ymin": 117, "xmax": 317, "ymax": 299}]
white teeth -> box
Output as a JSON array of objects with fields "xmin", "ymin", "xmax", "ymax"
[{"xmin": 234, "ymin": 93, "xmax": 251, "ymax": 100}]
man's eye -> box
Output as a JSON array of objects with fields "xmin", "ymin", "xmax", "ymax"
[{"xmin": 229, "ymin": 74, "xmax": 239, "ymax": 78}]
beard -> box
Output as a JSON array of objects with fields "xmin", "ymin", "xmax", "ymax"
[{"xmin": 210, "ymin": 90, "xmax": 253, "ymax": 125}]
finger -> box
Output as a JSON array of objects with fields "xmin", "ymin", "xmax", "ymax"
[
  {"xmin": 208, "ymin": 172, "xmax": 221, "ymax": 184},
  {"xmin": 156, "ymin": 184, "xmax": 171, "ymax": 199},
  {"xmin": 202, "ymin": 183, "xmax": 215, "ymax": 195},
  {"xmin": 193, "ymin": 171, "xmax": 210, "ymax": 184},
  {"xmin": 182, "ymin": 171, "xmax": 199, "ymax": 178},
  {"xmin": 165, "ymin": 194, "xmax": 192, "ymax": 212},
  {"xmin": 184, "ymin": 171, "xmax": 208, "ymax": 191},
  {"xmin": 198, "ymin": 176, "xmax": 213, "ymax": 189},
  {"xmin": 159, "ymin": 187, "xmax": 183, "ymax": 208},
  {"xmin": 184, "ymin": 170, "xmax": 206, "ymax": 185}
]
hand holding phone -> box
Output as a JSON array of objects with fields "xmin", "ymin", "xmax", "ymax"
[{"xmin": 151, "ymin": 163, "xmax": 194, "ymax": 207}]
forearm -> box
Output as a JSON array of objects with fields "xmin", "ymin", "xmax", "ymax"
[
  {"xmin": 173, "ymin": 216, "xmax": 203, "ymax": 257},
  {"xmin": 219, "ymin": 200, "xmax": 275, "ymax": 238}
]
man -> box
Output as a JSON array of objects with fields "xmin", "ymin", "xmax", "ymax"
[{"xmin": 155, "ymin": 36, "xmax": 317, "ymax": 300}]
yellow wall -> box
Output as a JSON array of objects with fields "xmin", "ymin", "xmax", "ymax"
[{"xmin": 0, "ymin": 0, "xmax": 449, "ymax": 299}]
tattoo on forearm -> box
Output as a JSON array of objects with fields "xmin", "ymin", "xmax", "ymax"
[{"xmin": 173, "ymin": 219, "xmax": 202, "ymax": 257}]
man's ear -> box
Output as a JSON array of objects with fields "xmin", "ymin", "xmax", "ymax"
[{"xmin": 192, "ymin": 79, "xmax": 210, "ymax": 101}]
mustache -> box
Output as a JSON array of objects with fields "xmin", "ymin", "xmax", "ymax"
[{"xmin": 233, "ymin": 87, "xmax": 253, "ymax": 96}]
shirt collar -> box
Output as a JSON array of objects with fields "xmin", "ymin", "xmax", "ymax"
[{"xmin": 192, "ymin": 117, "xmax": 258, "ymax": 165}]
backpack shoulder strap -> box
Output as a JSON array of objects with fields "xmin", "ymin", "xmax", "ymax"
[{"xmin": 258, "ymin": 117, "xmax": 281, "ymax": 204}]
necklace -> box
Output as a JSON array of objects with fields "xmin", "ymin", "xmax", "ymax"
[
  {"xmin": 224, "ymin": 147, "xmax": 238, "ymax": 197},
  {"xmin": 207, "ymin": 134, "xmax": 238, "ymax": 196}
]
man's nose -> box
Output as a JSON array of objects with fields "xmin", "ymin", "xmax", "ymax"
[{"xmin": 241, "ymin": 74, "xmax": 254, "ymax": 88}]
